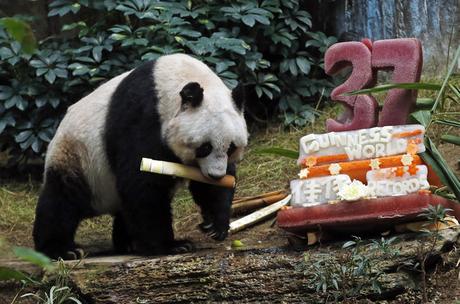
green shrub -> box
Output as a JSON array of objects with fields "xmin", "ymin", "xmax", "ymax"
[{"xmin": 0, "ymin": 0, "xmax": 336, "ymax": 165}]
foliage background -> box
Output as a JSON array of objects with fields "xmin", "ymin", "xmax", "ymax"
[{"xmin": 0, "ymin": 0, "xmax": 336, "ymax": 166}]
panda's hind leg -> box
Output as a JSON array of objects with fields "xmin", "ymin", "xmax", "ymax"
[
  {"xmin": 33, "ymin": 167, "xmax": 93, "ymax": 260},
  {"xmin": 117, "ymin": 183, "xmax": 194, "ymax": 255},
  {"xmin": 112, "ymin": 213, "xmax": 133, "ymax": 254}
]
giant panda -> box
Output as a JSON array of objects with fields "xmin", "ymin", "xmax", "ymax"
[{"xmin": 33, "ymin": 54, "xmax": 248, "ymax": 259}]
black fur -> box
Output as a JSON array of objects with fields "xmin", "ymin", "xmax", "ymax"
[
  {"xmin": 190, "ymin": 163, "xmax": 236, "ymax": 241},
  {"xmin": 34, "ymin": 59, "xmax": 237, "ymax": 259},
  {"xmin": 105, "ymin": 60, "xmax": 183, "ymax": 254},
  {"xmin": 180, "ymin": 82, "xmax": 203, "ymax": 108},
  {"xmin": 33, "ymin": 167, "xmax": 94, "ymax": 259},
  {"xmin": 232, "ymin": 83, "xmax": 245, "ymax": 112},
  {"xmin": 104, "ymin": 60, "xmax": 233, "ymax": 255}
]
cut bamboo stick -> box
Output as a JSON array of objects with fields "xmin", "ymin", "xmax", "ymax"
[
  {"xmin": 231, "ymin": 193, "xmax": 289, "ymax": 216},
  {"xmin": 229, "ymin": 194, "xmax": 292, "ymax": 233},
  {"xmin": 140, "ymin": 158, "xmax": 235, "ymax": 188},
  {"xmin": 232, "ymin": 190, "xmax": 287, "ymax": 204}
]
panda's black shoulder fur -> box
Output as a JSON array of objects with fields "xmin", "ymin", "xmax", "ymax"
[{"xmin": 104, "ymin": 60, "xmax": 180, "ymax": 181}]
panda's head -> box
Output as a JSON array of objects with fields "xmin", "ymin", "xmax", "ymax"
[{"xmin": 163, "ymin": 81, "xmax": 248, "ymax": 180}]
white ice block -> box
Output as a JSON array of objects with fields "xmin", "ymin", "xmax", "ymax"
[
  {"xmin": 290, "ymin": 175, "xmax": 351, "ymax": 207},
  {"xmin": 298, "ymin": 124, "xmax": 425, "ymax": 165},
  {"xmin": 366, "ymin": 165, "xmax": 430, "ymax": 197}
]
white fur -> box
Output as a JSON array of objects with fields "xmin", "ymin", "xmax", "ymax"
[
  {"xmin": 46, "ymin": 71, "xmax": 131, "ymax": 214},
  {"xmin": 155, "ymin": 54, "xmax": 248, "ymax": 178},
  {"xmin": 46, "ymin": 54, "xmax": 248, "ymax": 214}
]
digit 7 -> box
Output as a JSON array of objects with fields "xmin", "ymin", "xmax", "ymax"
[
  {"xmin": 324, "ymin": 42, "xmax": 378, "ymax": 132},
  {"xmin": 372, "ymin": 39, "xmax": 422, "ymax": 126}
]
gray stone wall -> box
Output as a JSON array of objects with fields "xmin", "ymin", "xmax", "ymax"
[{"xmin": 332, "ymin": 0, "xmax": 459, "ymax": 75}]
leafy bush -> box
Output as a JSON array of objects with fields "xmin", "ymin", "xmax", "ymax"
[
  {"xmin": 298, "ymin": 236, "xmax": 392, "ymax": 302},
  {"xmin": 0, "ymin": 244, "xmax": 83, "ymax": 303},
  {"xmin": 0, "ymin": 0, "xmax": 336, "ymax": 166}
]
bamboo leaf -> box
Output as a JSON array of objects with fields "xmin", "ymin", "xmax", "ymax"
[
  {"xmin": 435, "ymin": 119, "xmax": 460, "ymax": 128},
  {"xmin": 431, "ymin": 45, "xmax": 460, "ymax": 113},
  {"xmin": 441, "ymin": 134, "xmax": 460, "ymax": 146},
  {"xmin": 13, "ymin": 247, "xmax": 54, "ymax": 271},
  {"xmin": 344, "ymin": 83, "xmax": 441, "ymax": 96},
  {"xmin": 422, "ymin": 138, "xmax": 460, "ymax": 201},
  {"xmin": 416, "ymin": 98, "xmax": 435, "ymax": 108},
  {"xmin": 410, "ymin": 110, "xmax": 431, "ymax": 127},
  {"xmin": 448, "ymin": 84, "xmax": 460, "ymax": 100},
  {"xmin": 0, "ymin": 266, "xmax": 31, "ymax": 282},
  {"xmin": 254, "ymin": 147, "xmax": 299, "ymax": 159}
]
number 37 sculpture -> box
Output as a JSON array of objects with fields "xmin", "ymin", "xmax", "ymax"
[{"xmin": 277, "ymin": 38, "xmax": 460, "ymax": 239}]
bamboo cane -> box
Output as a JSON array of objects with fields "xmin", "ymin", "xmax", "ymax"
[
  {"xmin": 229, "ymin": 194, "xmax": 292, "ymax": 233},
  {"xmin": 232, "ymin": 190, "xmax": 287, "ymax": 204},
  {"xmin": 140, "ymin": 158, "xmax": 235, "ymax": 188},
  {"xmin": 231, "ymin": 193, "xmax": 289, "ymax": 216}
]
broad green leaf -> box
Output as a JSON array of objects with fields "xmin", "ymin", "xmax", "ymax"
[
  {"xmin": 15, "ymin": 130, "xmax": 32, "ymax": 142},
  {"xmin": 295, "ymin": 57, "xmax": 311, "ymax": 75},
  {"xmin": 0, "ymin": 18, "xmax": 37, "ymax": 54},
  {"xmin": 252, "ymin": 14, "xmax": 270, "ymax": 25},
  {"xmin": 31, "ymin": 137, "xmax": 42, "ymax": 153},
  {"xmin": 38, "ymin": 130, "xmax": 53, "ymax": 142},
  {"xmin": 36, "ymin": 68, "xmax": 48, "ymax": 76},
  {"xmin": 254, "ymin": 147, "xmax": 299, "ymax": 159},
  {"xmin": 0, "ymin": 47, "xmax": 13, "ymax": 59},
  {"xmin": 54, "ymin": 68, "xmax": 68, "ymax": 78},
  {"xmin": 0, "ymin": 266, "xmax": 31, "ymax": 282},
  {"xmin": 410, "ymin": 110, "xmax": 431, "ymax": 127},
  {"xmin": 45, "ymin": 70, "xmax": 57, "ymax": 84},
  {"xmin": 13, "ymin": 247, "xmax": 54, "ymax": 271},
  {"xmin": 0, "ymin": 86, "xmax": 13, "ymax": 100},
  {"xmin": 288, "ymin": 59, "xmax": 298, "ymax": 76},
  {"xmin": 242, "ymin": 15, "xmax": 255, "ymax": 27},
  {"xmin": 422, "ymin": 138, "xmax": 460, "ymax": 201},
  {"xmin": 345, "ymin": 83, "xmax": 441, "ymax": 96}
]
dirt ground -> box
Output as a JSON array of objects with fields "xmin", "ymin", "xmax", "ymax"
[{"xmin": 0, "ymin": 127, "xmax": 459, "ymax": 303}]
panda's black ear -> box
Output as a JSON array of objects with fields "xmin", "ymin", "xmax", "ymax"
[
  {"xmin": 180, "ymin": 82, "xmax": 203, "ymax": 108},
  {"xmin": 232, "ymin": 83, "xmax": 245, "ymax": 112}
]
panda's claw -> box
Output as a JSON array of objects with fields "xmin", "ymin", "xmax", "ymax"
[
  {"xmin": 170, "ymin": 240, "xmax": 195, "ymax": 254},
  {"xmin": 75, "ymin": 248, "xmax": 86, "ymax": 259},
  {"xmin": 212, "ymin": 230, "xmax": 228, "ymax": 241},
  {"xmin": 198, "ymin": 222, "xmax": 214, "ymax": 233},
  {"xmin": 65, "ymin": 251, "xmax": 78, "ymax": 260},
  {"xmin": 64, "ymin": 248, "xmax": 85, "ymax": 260}
]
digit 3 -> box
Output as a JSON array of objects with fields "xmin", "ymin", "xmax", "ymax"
[{"xmin": 324, "ymin": 41, "xmax": 378, "ymax": 132}]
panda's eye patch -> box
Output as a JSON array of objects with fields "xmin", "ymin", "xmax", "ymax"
[
  {"xmin": 227, "ymin": 142, "xmax": 237, "ymax": 156},
  {"xmin": 195, "ymin": 142, "xmax": 213, "ymax": 158}
]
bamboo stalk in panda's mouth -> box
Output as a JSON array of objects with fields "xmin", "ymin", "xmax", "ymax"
[{"xmin": 140, "ymin": 158, "xmax": 236, "ymax": 188}]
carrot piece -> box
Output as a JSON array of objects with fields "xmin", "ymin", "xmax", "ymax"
[
  {"xmin": 392, "ymin": 129, "xmax": 423, "ymax": 138},
  {"xmin": 300, "ymin": 154, "xmax": 422, "ymax": 183},
  {"xmin": 301, "ymin": 153, "xmax": 349, "ymax": 167}
]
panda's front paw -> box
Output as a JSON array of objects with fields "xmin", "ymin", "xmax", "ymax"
[
  {"xmin": 199, "ymin": 221, "xmax": 229, "ymax": 241},
  {"xmin": 209, "ymin": 229, "xmax": 228, "ymax": 241},
  {"xmin": 198, "ymin": 221, "xmax": 214, "ymax": 233},
  {"xmin": 63, "ymin": 248, "xmax": 85, "ymax": 260},
  {"xmin": 170, "ymin": 240, "xmax": 195, "ymax": 254}
]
